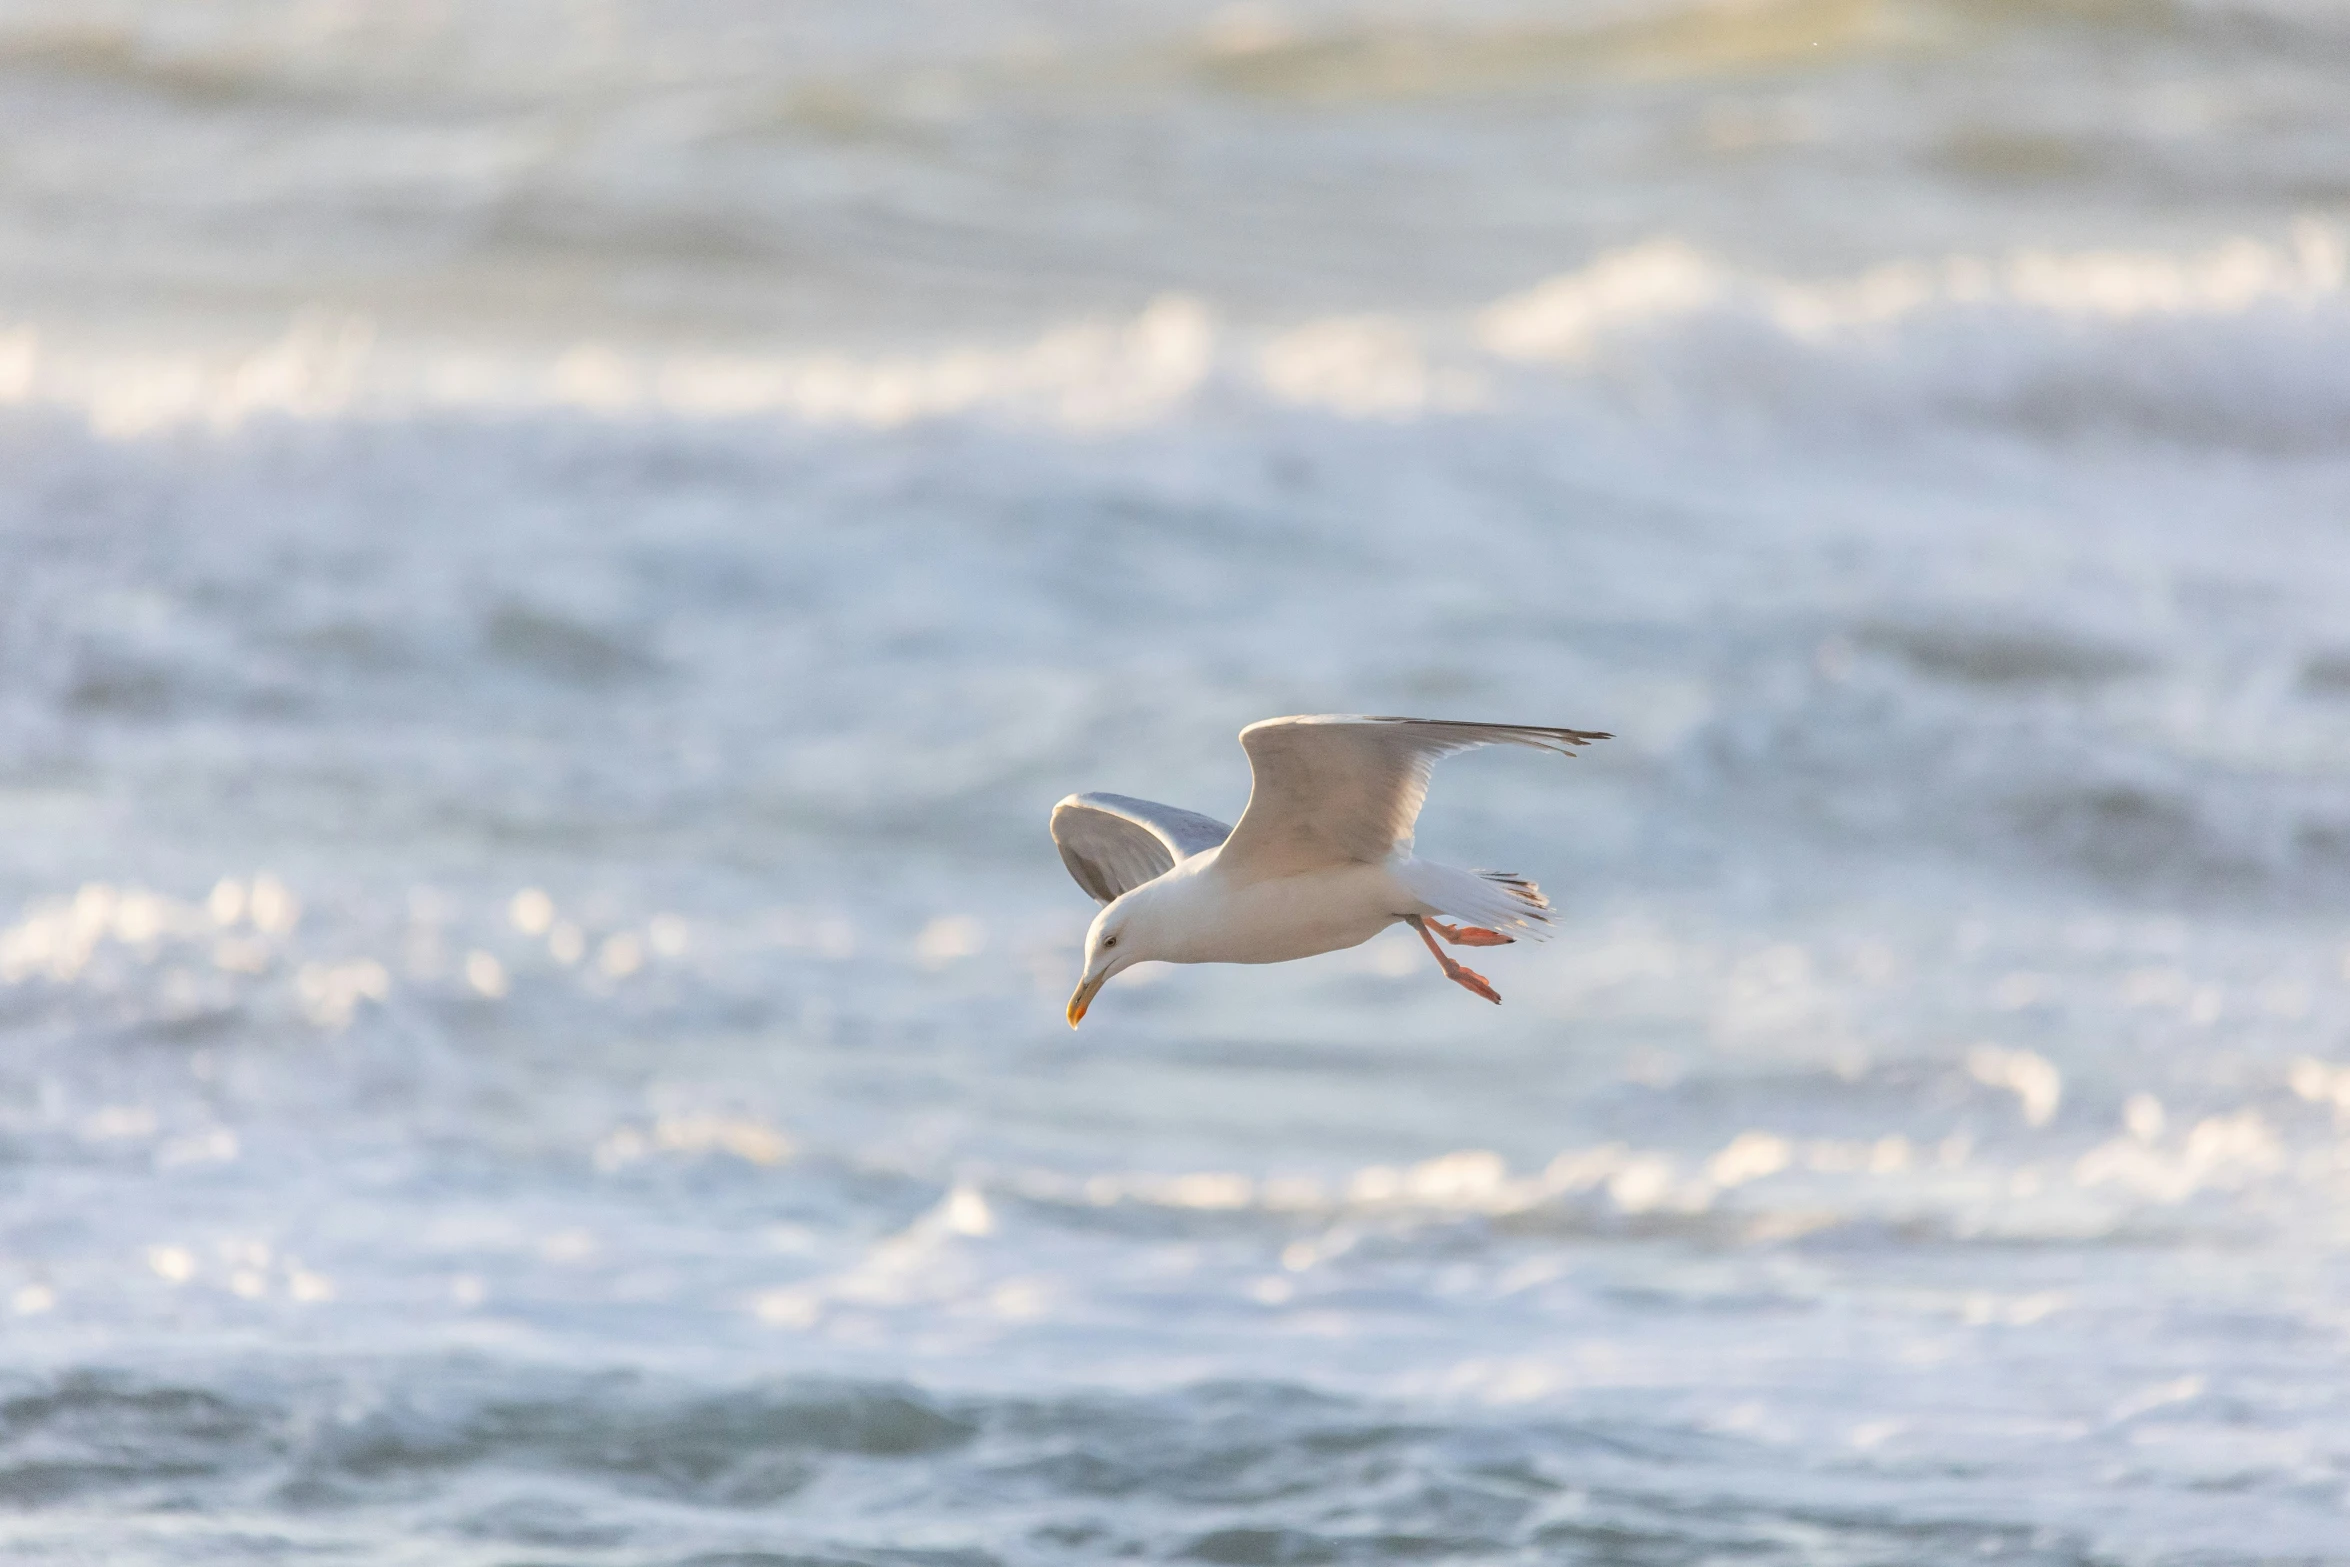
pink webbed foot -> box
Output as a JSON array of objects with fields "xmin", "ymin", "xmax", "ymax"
[
  {"xmin": 1409, "ymin": 917, "xmax": 1503, "ymax": 1005},
  {"xmin": 1425, "ymin": 919, "xmax": 1514, "ymax": 948}
]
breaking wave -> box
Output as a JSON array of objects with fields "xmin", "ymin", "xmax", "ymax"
[{"xmin": 5, "ymin": 225, "xmax": 2346, "ymax": 449}]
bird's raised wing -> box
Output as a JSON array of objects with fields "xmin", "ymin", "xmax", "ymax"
[
  {"xmin": 1051, "ymin": 791, "xmax": 1234, "ymax": 905},
  {"xmin": 1218, "ymin": 715, "xmax": 1609, "ymax": 880}
]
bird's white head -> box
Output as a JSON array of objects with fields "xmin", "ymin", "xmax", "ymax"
[{"xmin": 1065, "ymin": 886, "xmax": 1164, "ymax": 1029}]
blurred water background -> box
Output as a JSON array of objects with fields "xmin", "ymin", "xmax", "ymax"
[{"xmin": 4, "ymin": 1, "xmax": 2350, "ymax": 1561}]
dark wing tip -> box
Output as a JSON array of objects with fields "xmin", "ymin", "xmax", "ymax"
[{"xmin": 1360, "ymin": 716, "xmax": 1612, "ymax": 749}]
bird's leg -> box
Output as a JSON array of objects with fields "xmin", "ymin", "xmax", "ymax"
[
  {"xmin": 1406, "ymin": 916, "xmax": 1501, "ymax": 1004},
  {"xmin": 1423, "ymin": 918, "xmax": 1514, "ymax": 948}
]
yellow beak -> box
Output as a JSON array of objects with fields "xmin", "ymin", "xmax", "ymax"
[{"xmin": 1066, "ymin": 970, "xmax": 1108, "ymax": 1029}]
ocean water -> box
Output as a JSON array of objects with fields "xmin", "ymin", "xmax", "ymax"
[{"xmin": 5, "ymin": 1, "xmax": 2350, "ymax": 1561}]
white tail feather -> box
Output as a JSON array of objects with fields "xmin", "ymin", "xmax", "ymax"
[{"xmin": 1396, "ymin": 860, "xmax": 1555, "ymax": 941}]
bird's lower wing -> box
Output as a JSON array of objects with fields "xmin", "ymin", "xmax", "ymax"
[
  {"xmin": 1051, "ymin": 792, "xmax": 1234, "ymax": 905},
  {"xmin": 1218, "ymin": 715, "xmax": 1608, "ymax": 881}
]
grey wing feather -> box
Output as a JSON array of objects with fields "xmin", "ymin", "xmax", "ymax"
[
  {"xmin": 1220, "ymin": 715, "xmax": 1609, "ymax": 879},
  {"xmin": 1050, "ymin": 791, "xmax": 1234, "ymax": 905}
]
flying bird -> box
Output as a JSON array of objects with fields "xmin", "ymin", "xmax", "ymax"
[{"xmin": 1053, "ymin": 715, "xmax": 1609, "ymax": 1026}]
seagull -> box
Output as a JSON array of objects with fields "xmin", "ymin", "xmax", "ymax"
[{"xmin": 1053, "ymin": 715, "xmax": 1609, "ymax": 1026}]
